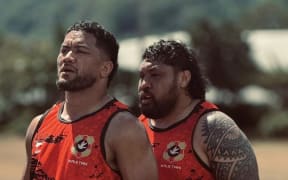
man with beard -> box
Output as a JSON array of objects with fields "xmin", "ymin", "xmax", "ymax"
[
  {"xmin": 23, "ymin": 20, "xmax": 157, "ymax": 180},
  {"xmin": 138, "ymin": 40, "xmax": 259, "ymax": 180}
]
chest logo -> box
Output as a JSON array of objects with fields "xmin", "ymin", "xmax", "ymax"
[
  {"xmin": 163, "ymin": 141, "xmax": 186, "ymax": 162},
  {"xmin": 71, "ymin": 135, "xmax": 95, "ymax": 158}
]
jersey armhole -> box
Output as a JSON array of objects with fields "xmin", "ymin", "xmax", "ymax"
[
  {"xmin": 29, "ymin": 108, "xmax": 51, "ymax": 148},
  {"xmin": 191, "ymin": 108, "xmax": 219, "ymax": 172},
  {"xmin": 100, "ymin": 109, "xmax": 129, "ymax": 174}
]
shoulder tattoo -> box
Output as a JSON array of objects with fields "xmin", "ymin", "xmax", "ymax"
[{"xmin": 201, "ymin": 112, "xmax": 259, "ymax": 180}]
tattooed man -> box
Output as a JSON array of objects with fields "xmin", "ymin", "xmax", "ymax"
[{"xmin": 138, "ymin": 40, "xmax": 259, "ymax": 180}]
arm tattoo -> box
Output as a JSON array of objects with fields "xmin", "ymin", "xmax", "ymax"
[{"xmin": 201, "ymin": 112, "xmax": 259, "ymax": 180}]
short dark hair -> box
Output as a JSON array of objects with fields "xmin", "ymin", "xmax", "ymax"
[
  {"xmin": 66, "ymin": 20, "xmax": 119, "ymax": 86},
  {"xmin": 142, "ymin": 40, "xmax": 207, "ymax": 99}
]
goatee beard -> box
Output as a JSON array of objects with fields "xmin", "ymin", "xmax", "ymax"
[{"xmin": 56, "ymin": 76, "xmax": 96, "ymax": 92}]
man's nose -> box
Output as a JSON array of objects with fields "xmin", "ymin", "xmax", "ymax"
[
  {"xmin": 139, "ymin": 78, "xmax": 152, "ymax": 91},
  {"xmin": 62, "ymin": 51, "xmax": 76, "ymax": 63}
]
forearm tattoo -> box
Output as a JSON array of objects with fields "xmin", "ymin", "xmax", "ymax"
[{"xmin": 201, "ymin": 112, "xmax": 259, "ymax": 180}]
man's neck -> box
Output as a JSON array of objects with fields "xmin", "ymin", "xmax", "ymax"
[{"xmin": 61, "ymin": 84, "xmax": 112, "ymax": 121}]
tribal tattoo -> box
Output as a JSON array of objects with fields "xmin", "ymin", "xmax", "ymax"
[{"xmin": 201, "ymin": 111, "xmax": 259, "ymax": 180}]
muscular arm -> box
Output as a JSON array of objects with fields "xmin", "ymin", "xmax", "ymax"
[
  {"xmin": 196, "ymin": 111, "xmax": 259, "ymax": 180},
  {"xmin": 105, "ymin": 111, "xmax": 158, "ymax": 180},
  {"xmin": 22, "ymin": 115, "xmax": 41, "ymax": 180}
]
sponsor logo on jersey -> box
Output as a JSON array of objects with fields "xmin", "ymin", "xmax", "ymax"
[
  {"xmin": 71, "ymin": 135, "xmax": 94, "ymax": 158},
  {"xmin": 163, "ymin": 141, "xmax": 186, "ymax": 162}
]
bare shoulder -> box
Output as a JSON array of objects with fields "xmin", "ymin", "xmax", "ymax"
[
  {"xmin": 25, "ymin": 115, "xmax": 42, "ymax": 143},
  {"xmin": 23, "ymin": 114, "xmax": 43, "ymax": 180},
  {"xmin": 108, "ymin": 111, "xmax": 147, "ymax": 141},
  {"xmin": 25, "ymin": 114, "xmax": 43, "ymax": 151},
  {"xmin": 105, "ymin": 111, "xmax": 158, "ymax": 179},
  {"xmin": 197, "ymin": 111, "xmax": 259, "ymax": 180},
  {"xmin": 28, "ymin": 114, "xmax": 42, "ymax": 130},
  {"xmin": 105, "ymin": 111, "xmax": 147, "ymax": 154}
]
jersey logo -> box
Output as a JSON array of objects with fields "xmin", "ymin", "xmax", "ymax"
[
  {"xmin": 71, "ymin": 135, "xmax": 95, "ymax": 158},
  {"xmin": 163, "ymin": 141, "xmax": 186, "ymax": 162}
]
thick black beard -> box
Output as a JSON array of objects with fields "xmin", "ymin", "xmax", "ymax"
[
  {"xmin": 140, "ymin": 98, "xmax": 176, "ymax": 119},
  {"xmin": 139, "ymin": 88, "xmax": 177, "ymax": 119},
  {"xmin": 56, "ymin": 76, "xmax": 96, "ymax": 92}
]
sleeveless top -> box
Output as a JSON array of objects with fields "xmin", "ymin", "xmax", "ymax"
[
  {"xmin": 139, "ymin": 101, "xmax": 218, "ymax": 180},
  {"xmin": 30, "ymin": 99, "xmax": 127, "ymax": 180}
]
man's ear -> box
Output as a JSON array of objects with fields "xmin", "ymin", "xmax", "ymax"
[
  {"xmin": 100, "ymin": 61, "xmax": 113, "ymax": 78},
  {"xmin": 178, "ymin": 70, "xmax": 191, "ymax": 88}
]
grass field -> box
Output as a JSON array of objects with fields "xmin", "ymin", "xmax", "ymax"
[{"xmin": 0, "ymin": 136, "xmax": 287, "ymax": 180}]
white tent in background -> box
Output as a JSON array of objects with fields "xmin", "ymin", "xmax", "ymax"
[
  {"xmin": 118, "ymin": 29, "xmax": 288, "ymax": 72},
  {"xmin": 117, "ymin": 30, "xmax": 287, "ymax": 105},
  {"xmin": 244, "ymin": 29, "xmax": 288, "ymax": 73},
  {"xmin": 118, "ymin": 31, "xmax": 190, "ymax": 71}
]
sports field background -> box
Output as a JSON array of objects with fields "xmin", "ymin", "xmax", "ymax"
[{"xmin": 0, "ymin": 136, "xmax": 287, "ymax": 180}]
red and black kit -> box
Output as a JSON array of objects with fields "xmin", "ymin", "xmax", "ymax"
[
  {"xmin": 30, "ymin": 99, "xmax": 127, "ymax": 180},
  {"xmin": 139, "ymin": 101, "xmax": 218, "ymax": 180}
]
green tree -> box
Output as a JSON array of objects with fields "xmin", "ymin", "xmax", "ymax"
[
  {"xmin": 240, "ymin": 1, "xmax": 288, "ymax": 29},
  {"xmin": 0, "ymin": 35, "xmax": 59, "ymax": 134},
  {"xmin": 189, "ymin": 20, "xmax": 268, "ymax": 135},
  {"xmin": 191, "ymin": 20, "xmax": 260, "ymax": 93}
]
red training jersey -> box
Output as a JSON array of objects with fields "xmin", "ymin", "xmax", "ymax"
[
  {"xmin": 139, "ymin": 101, "xmax": 218, "ymax": 180},
  {"xmin": 30, "ymin": 99, "xmax": 127, "ymax": 180}
]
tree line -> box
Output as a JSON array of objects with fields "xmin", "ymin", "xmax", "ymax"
[{"xmin": 0, "ymin": 0, "xmax": 287, "ymax": 138}]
